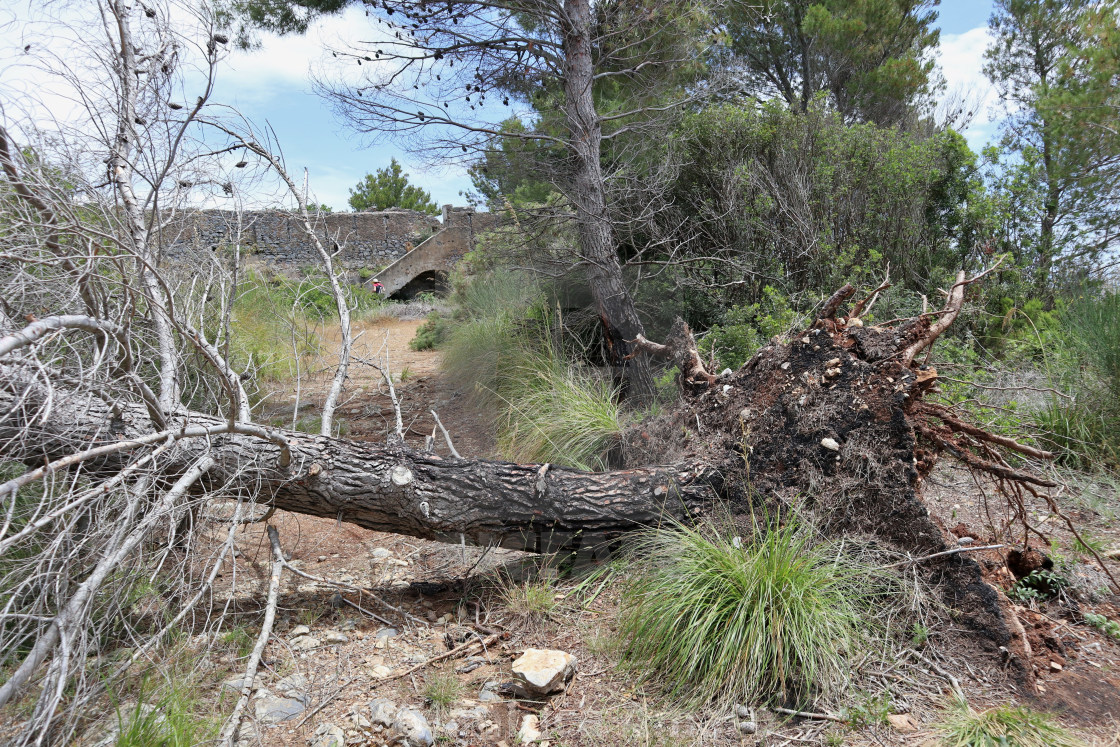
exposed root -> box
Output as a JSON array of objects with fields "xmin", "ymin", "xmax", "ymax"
[{"xmin": 630, "ymin": 318, "xmax": 716, "ymax": 389}]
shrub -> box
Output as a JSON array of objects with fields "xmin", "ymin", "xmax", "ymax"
[
  {"xmin": 616, "ymin": 514, "xmax": 896, "ymax": 707},
  {"xmin": 422, "ymin": 669, "xmax": 464, "ymax": 715},
  {"xmin": 496, "ymin": 353, "xmax": 622, "ymax": 471},
  {"xmin": 1033, "ymin": 290, "xmax": 1120, "ymax": 467},
  {"xmin": 699, "ymin": 286, "xmax": 798, "ymax": 371},
  {"xmin": 410, "ymin": 312, "xmax": 451, "ymax": 351},
  {"xmin": 439, "ymin": 271, "xmax": 623, "ymax": 469},
  {"xmin": 936, "ymin": 699, "xmax": 1083, "ymax": 747}
]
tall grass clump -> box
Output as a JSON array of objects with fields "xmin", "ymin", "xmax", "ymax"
[
  {"xmin": 440, "ymin": 271, "xmax": 623, "ymax": 469},
  {"xmin": 936, "ymin": 699, "xmax": 1083, "ymax": 747},
  {"xmin": 440, "ymin": 271, "xmax": 540, "ymax": 407},
  {"xmin": 1035, "ymin": 290, "xmax": 1120, "ymax": 467},
  {"xmin": 497, "ymin": 351, "xmax": 622, "ymax": 471},
  {"xmin": 616, "ymin": 514, "xmax": 897, "ymax": 707}
]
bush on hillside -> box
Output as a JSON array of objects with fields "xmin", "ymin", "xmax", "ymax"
[{"xmin": 616, "ymin": 513, "xmax": 901, "ymax": 707}]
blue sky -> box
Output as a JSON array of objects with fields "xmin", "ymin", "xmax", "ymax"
[{"xmin": 1, "ymin": 1, "xmax": 999, "ymax": 211}]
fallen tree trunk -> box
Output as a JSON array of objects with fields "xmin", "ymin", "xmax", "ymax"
[
  {"xmin": 1, "ymin": 265, "xmax": 1044, "ymax": 690},
  {"xmin": 0, "ymin": 367, "xmax": 717, "ymax": 557}
]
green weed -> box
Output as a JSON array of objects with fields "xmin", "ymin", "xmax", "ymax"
[
  {"xmin": 496, "ymin": 573, "xmax": 560, "ymax": 624},
  {"xmin": 936, "ymin": 699, "xmax": 1083, "ymax": 747},
  {"xmin": 616, "ymin": 513, "xmax": 899, "ymax": 707},
  {"xmin": 114, "ymin": 676, "xmax": 218, "ymax": 747},
  {"xmin": 1084, "ymin": 612, "xmax": 1120, "ymax": 640},
  {"xmin": 422, "ymin": 669, "xmax": 464, "ymax": 715}
]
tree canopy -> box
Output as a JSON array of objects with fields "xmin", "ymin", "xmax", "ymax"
[
  {"xmin": 724, "ymin": 0, "xmax": 941, "ymax": 124},
  {"xmin": 347, "ymin": 158, "xmax": 440, "ymax": 214}
]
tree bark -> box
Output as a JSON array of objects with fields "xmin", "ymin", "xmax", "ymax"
[
  {"xmin": 0, "ymin": 366, "xmax": 715, "ymax": 557},
  {"xmin": 561, "ymin": 0, "xmax": 655, "ymax": 401}
]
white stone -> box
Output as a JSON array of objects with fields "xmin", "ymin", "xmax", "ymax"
[
  {"xmin": 311, "ymin": 724, "xmax": 346, "ymax": 747},
  {"xmin": 392, "ymin": 706, "xmax": 434, "ymax": 746},
  {"xmin": 518, "ymin": 714, "xmax": 542, "ymax": 743},
  {"xmin": 289, "ymin": 624, "xmax": 311, "ymax": 638},
  {"xmin": 323, "ymin": 631, "xmax": 349, "ymax": 644},
  {"xmin": 511, "ymin": 649, "xmax": 577, "ymax": 696},
  {"xmin": 289, "ymin": 635, "xmax": 320, "ymax": 651},
  {"xmin": 369, "ymin": 698, "xmax": 399, "ymax": 727},
  {"xmin": 820, "ymin": 437, "xmax": 841, "ymax": 452}
]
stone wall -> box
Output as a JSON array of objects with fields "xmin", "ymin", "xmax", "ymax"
[{"xmin": 162, "ymin": 206, "xmax": 497, "ymax": 272}]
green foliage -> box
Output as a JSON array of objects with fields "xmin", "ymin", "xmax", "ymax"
[
  {"xmin": 496, "ymin": 572, "xmax": 560, "ymax": 623},
  {"xmin": 496, "ymin": 354, "xmax": 622, "ymax": 471},
  {"xmin": 466, "ymin": 118, "xmax": 560, "ymax": 210},
  {"xmin": 347, "ymin": 158, "xmax": 439, "ymax": 214},
  {"xmin": 1084, "ymin": 612, "xmax": 1120, "ymax": 640},
  {"xmin": 1008, "ymin": 569, "xmax": 1069, "ymax": 604},
  {"xmin": 228, "ymin": 270, "xmax": 386, "ymax": 381},
  {"xmin": 1033, "ymin": 291, "xmax": 1120, "ymax": 466},
  {"xmin": 984, "ymin": 0, "xmax": 1120, "ymax": 282},
  {"xmin": 422, "ymin": 669, "xmax": 464, "ymax": 714},
  {"xmin": 699, "ymin": 286, "xmax": 798, "ymax": 370},
  {"xmin": 616, "ymin": 513, "xmax": 899, "ymax": 707},
  {"xmin": 410, "ymin": 313, "xmax": 451, "ymax": 351},
  {"xmin": 438, "ymin": 271, "xmax": 623, "ymax": 470},
  {"xmin": 114, "ymin": 676, "xmax": 218, "ymax": 747},
  {"xmin": 936, "ymin": 698, "xmax": 1083, "ymax": 747},
  {"xmin": 724, "ymin": 0, "xmax": 941, "ymax": 124},
  {"xmin": 664, "ymin": 102, "xmax": 989, "ymax": 312}
]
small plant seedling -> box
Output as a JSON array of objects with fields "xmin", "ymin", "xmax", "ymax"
[
  {"xmin": 1084, "ymin": 612, "xmax": 1120, "ymax": 640},
  {"xmin": 423, "ymin": 669, "xmax": 464, "ymax": 716},
  {"xmin": 911, "ymin": 622, "xmax": 930, "ymax": 647}
]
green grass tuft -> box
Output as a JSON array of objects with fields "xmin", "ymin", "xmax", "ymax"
[
  {"xmin": 936, "ymin": 699, "xmax": 1083, "ymax": 747},
  {"xmin": 616, "ymin": 514, "xmax": 897, "ymax": 707},
  {"xmin": 496, "ymin": 353, "xmax": 622, "ymax": 471},
  {"xmin": 422, "ymin": 669, "xmax": 464, "ymax": 715}
]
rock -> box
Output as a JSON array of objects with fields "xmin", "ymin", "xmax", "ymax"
[
  {"xmin": 820, "ymin": 437, "xmax": 841, "ymax": 452},
  {"xmin": 511, "ymin": 649, "xmax": 577, "ymax": 696},
  {"xmin": 374, "ymin": 627, "xmax": 399, "ymax": 639},
  {"xmin": 369, "ymin": 664, "xmax": 393, "ymax": 678},
  {"xmin": 318, "ymin": 555, "xmax": 328, "ymax": 562},
  {"xmin": 234, "ymin": 722, "xmax": 257, "ymax": 747},
  {"xmin": 425, "ymin": 610, "xmax": 439, "ymax": 622},
  {"xmin": 323, "ymin": 631, "xmax": 349, "ymax": 644},
  {"xmin": 275, "ymin": 673, "xmax": 309, "ymax": 700},
  {"xmin": 369, "ymin": 698, "xmax": 399, "ymax": 727},
  {"xmin": 734, "ymin": 705, "xmax": 750, "ymax": 719},
  {"xmin": 222, "ymin": 674, "xmax": 262, "ymax": 693},
  {"xmin": 739, "ymin": 721, "xmax": 757, "ymax": 734},
  {"xmin": 958, "ymin": 536, "xmax": 974, "ymax": 546},
  {"xmin": 518, "ymin": 714, "xmax": 542, "ymax": 743},
  {"xmin": 443, "ymin": 720, "xmax": 459, "ymax": 733},
  {"xmin": 392, "ymin": 706, "xmax": 434, "ymax": 746},
  {"xmin": 289, "ymin": 635, "xmax": 320, "ymax": 651},
  {"xmin": 478, "ymin": 686, "xmax": 502, "ymax": 703},
  {"xmin": 370, "ymin": 548, "xmax": 393, "ymax": 560},
  {"xmin": 887, "ymin": 713, "xmax": 918, "ymax": 733},
  {"xmin": 311, "ymin": 723, "xmax": 346, "ymax": 747},
  {"xmin": 1050, "ymin": 661, "xmax": 1063, "ymax": 671},
  {"xmin": 289, "ymin": 624, "xmax": 311, "ymax": 638},
  {"xmin": 253, "ymin": 693, "xmax": 306, "ymax": 724}
]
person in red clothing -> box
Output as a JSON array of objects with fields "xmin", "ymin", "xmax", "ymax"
[{"xmin": 372, "ymin": 278, "xmax": 384, "ymax": 295}]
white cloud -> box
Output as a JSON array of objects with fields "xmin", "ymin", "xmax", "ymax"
[
  {"xmin": 218, "ymin": 6, "xmax": 390, "ymax": 106},
  {"xmin": 935, "ymin": 26, "xmax": 1003, "ymax": 152}
]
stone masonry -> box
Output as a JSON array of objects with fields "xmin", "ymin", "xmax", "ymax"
[{"xmin": 162, "ymin": 206, "xmax": 497, "ymax": 274}]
